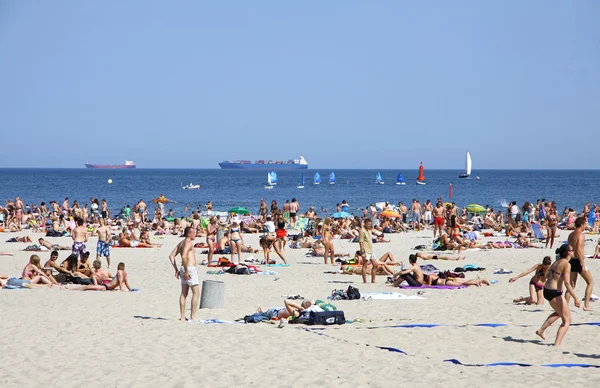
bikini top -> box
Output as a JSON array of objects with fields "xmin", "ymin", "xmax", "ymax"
[{"xmin": 230, "ymin": 227, "xmax": 240, "ymax": 234}]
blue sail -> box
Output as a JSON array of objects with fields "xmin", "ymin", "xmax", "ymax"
[
  {"xmin": 329, "ymin": 171, "xmax": 336, "ymax": 183},
  {"xmin": 397, "ymin": 173, "xmax": 405, "ymax": 183},
  {"xmin": 270, "ymin": 171, "xmax": 278, "ymax": 184},
  {"xmin": 376, "ymin": 172, "xmax": 382, "ymax": 182},
  {"xmin": 301, "ymin": 173, "xmax": 305, "ymax": 186},
  {"xmin": 314, "ymin": 172, "xmax": 321, "ymax": 183}
]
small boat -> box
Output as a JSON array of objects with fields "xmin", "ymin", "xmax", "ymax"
[
  {"xmin": 396, "ymin": 173, "xmax": 406, "ymax": 185},
  {"xmin": 182, "ymin": 182, "xmax": 200, "ymax": 190},
  {"xmin": 375, "ymin": 172, "xmax": 384, "ymax": 185},
  {"xmin": 329, "ymin": 171, "xmax": 336, "ymax": 185},
  {"xmin": 458, "ymin": 151, "xmax": 472, "ymax": 178},
  {"xmin": 416, "ymin": 162, "xmax": 426, "ymax": 185},
  {"xmin": 264, "ymin": 172, "xmax": 274, "ymax": 189},
  {"xmin": 270, "ymin": 171, "xmax": 278, "ymax": 185},
  {"xmin": 297, "ymin": 173, "xmax": 305, "ymax": 189},
  {"xmin": 313, "ymin": 172, "xmax": 321, "ymax": 185}
]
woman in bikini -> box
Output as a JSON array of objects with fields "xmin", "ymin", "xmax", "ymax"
[
  {"xmin": 536, "ymin": 244, "xmax": 580, "ymax": 346},
  {"xmin": 546, "ymin": 207, "xmax": 558, "ymax": 249},
  {"xmin": 22, "ymin": 254, "xmax": 53, "ymax": 285},
  {"xmin": 275, "ymin": 214, "xmax": 287, "ymax": 253},
  {"xmin": 510, "ymin": 256, "xmax": 552, "ymax": 305},
  {"xmin": 206, "ymin": 217, "xmax": 218, "ymax": 265},
  {"xmin": 229, "ymin": 219, "xmax": 244, "ymax": 264},
  {"xmin": 322, "ymin": 217, "xmax": 335, "ymax": 265},
  {"xmin": 424, "ymin": 273, "xmax": 491, "ymax": 287}
]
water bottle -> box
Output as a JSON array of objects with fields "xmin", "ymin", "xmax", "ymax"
[{"xmin": 400, "ymin": 261, "xmax": 405, "ymax": 271}]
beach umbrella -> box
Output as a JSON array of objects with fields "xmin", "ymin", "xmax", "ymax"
[
  {"xmin": 379, "ymin": 210, "xmax": 401, "ymax": 218},
  {"xmin": 465, "ymin": 204, "xmax": 486, "ymax": 214},
  {"xmin": 228, "ymin": 206, "xmax": 250, "ymax": 215},
  {"xmin": 330, "ymin": 211, "xmax": 352, "ymax": 219}
]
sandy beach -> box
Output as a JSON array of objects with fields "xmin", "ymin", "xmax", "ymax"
[{"xmin": 1, "ymin": 229, "xmax": 599, "ymax": 387}]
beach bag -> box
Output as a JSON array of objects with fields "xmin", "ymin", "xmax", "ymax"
[
  {"xmin": 347, "ymin": 286, "xmax": 361, "ymax": 300},
  {"xmin": 308, "ymin": 311, "xmax": 346, "ymax": 325}
]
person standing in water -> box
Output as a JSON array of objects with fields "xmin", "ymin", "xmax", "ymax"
[{"xmin": 169, "ymin": 227, "xmax": 199, "ymax": 321}]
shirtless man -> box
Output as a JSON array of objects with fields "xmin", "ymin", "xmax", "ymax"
[
  {"xmin": 96, "ymin": 217, "xmax": 112, "ymax": 268},
  {"xmin": 432, "ymin": 202, "xmax": 446, "ymax": 239},
  {"xmin": 78, "ymin": 252, "xmax": 93, "ymax": 277},
  {"xmin": 83, "ymin": 262, "xmax": 131, "ymax": 291},
  {"xmin": 169, "ymin": 227, "xmax": 200, "ymax": 321},
  {"xmin": 566, "ymin": 217, "xmax": 594, "ymax": 311},
  {"xmin": 411, "ymin": 200, "xmax": 422, "ymax": 229},
  {"xmin": 289, "ymin": 198, "xmax": 300, "ymax": 229},
  {"xmin": 43, "ymin": 250, "xmax": 72, "ymax": 283},
  {"xmin": 392, "ymin": 254, "xmax": 423, "ymax": 287},
  {"xmin": 91, "ymin": 260, "xmax": 112, "ymax": 286},
  {"xmin": 422, "ymin": 200, "xmax": 433, "ymax": 230},
  {"xmin": 62, "ymin": 197, "xmax": 70, "ymax": 216},
  {"xmin": 359, "ymin": 219, "xmax": 378, "ymax": 284},
  {"xmin": 71, "ymin": 218, "xmax": 88, "ymax": 260}
]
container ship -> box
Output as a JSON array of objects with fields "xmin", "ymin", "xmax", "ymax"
[
  {"xmin": 85, "ymin": 160, "xmax": 136, "ymax": 169},
  {"xmin": 219, "ymin": 155, "xmax": 308, "ymax": 170}
]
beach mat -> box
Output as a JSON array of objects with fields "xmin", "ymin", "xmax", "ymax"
[
  {"xmin": 361, "ymin": 292, "xmax": 426, "ymax": 300},
  {"xmin": 445, "ymin": 359, "xmax": 600, "ymax": 368},
  {"xmin": 400, "ymin": 285, "xmax": 466, "ymax": 290}
]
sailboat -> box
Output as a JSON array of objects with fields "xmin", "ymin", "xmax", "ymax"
[
  {"xmin": 270, "ymin": 171, "xmax": 278, "ymax": 185},
  {"xmin": 396, "ymin": 173, "xmax": 406, "ymax": 185},
  {"xmin": 313, "ymin": 172, "xmax": 321, "ymax": 185},
  {"xmin": 264, "ymin": 172, "xmax": 274, "ymax": 189},
  {"xmin": 416, "ymin": 162, "xmax": 426, "ymax": 185},
  {"xmin": 297, "ymin": 173, "xmax": 305, "ymax": 189},
  {"xmin": 458, "ymin": 151, "xmax": 472, "ymax": 178},
  {"xmin": 329, "ymin": 171, "xmax": 336, "ymax": 185},
  {"xmin": 375, "ymin": 172, "xmax": 384, "ymax": 185}
]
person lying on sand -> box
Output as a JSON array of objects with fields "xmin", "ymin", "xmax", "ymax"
[
  {"xmin": 342, "ymin": 264, "xmax": 395, "ymax": 276},
  {"xmin": 510, "ymin": 256, "xmax": 551, "ymax": 305},
  {"xmin": 77, "ymin": 262, "xmax": 131, "ymax": 291},
  {"xmin": 424, "ymin": 273, "xmax": 491, "ymax": 287},
  {"xmin": 415, "ymin": 252, "xmax": 465, "ymax": 261},
  {"xmin": 5, "ymin": 236, "xmax": 32, "ymax": 243},
  {"xmin": 257, "ymin": 299, "xmax": 319, "ymax": 320},
  {"xmin": 38, "ymin": 238, "xmax": 71, "ymax": 251},
  {"xmin": 118, "ymin": 231, "xmax": 161, "ymax": 248}
]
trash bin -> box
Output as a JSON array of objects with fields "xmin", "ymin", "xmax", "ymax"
[
  {"xmin": 199, "ymin": 280, "xmax": 225, "ymax": 309},
  {"xmin": 216, "ymin": 228, "xmax": 225, "ymax": 243}
]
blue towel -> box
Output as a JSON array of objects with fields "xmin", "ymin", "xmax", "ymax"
[{"xmin": 377, "ymin": 346, "xmax": 407, "ymax": 355}]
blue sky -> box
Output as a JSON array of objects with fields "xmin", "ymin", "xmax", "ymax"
[{"xmin": 0, "ymin": 1, "xmax": 598, "ymax": 169}]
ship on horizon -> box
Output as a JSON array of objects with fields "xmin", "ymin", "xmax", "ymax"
[
  {"xmin": 85, "ymin": 160, "xmax": 136, "ymax": 169},
  {"xmin": 219, "ymin": 155, "xmax": 308, "ymax": 170}
]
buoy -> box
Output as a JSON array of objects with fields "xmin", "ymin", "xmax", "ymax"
[{"xmin": 108, "ymin": 179, "xmax": 113, "ymax": 184}]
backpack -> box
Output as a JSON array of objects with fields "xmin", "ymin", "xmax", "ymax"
[{"xmin": 347, "ymin": 285, "xmax": 361, "ymax": 300}]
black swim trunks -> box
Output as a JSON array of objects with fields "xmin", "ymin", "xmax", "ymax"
[
  {"xmin": 569, "ymin": 258, "xmax": 583, "ymax": 274},
  {"xmin": 103, "ymin": 283, "xmax": 109, "ymax": 291},
  {"xmin": 289, "ymin": 212, "xmax": 296, "ymax": 217}
]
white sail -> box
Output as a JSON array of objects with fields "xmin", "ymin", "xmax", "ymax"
[
  {"xmin": 464, "ymin": 152, "xmax": 472, "ymax": 176},
  {"xmin": 267, "ymin": 172, "xmax": 272, "ymax": 185}
]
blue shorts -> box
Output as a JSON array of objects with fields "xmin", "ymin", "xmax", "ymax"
[
  {"xmin": 96, "ymin": 241, "xmax": 111, "ymax": 257},
  {"xmin": 72, "ymin": 241, "xmax": 87, "ymax": 258},
  {"xmin": 7, "ymin": 278, "xmax": 31, "ymax": 287}
]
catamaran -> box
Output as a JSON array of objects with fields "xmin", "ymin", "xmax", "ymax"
[
  {"xmin": 396, "ymin": 173, "xmax": 406, "ymax": 185},
  {"xmin": 313, "ymin": 172, "xmax": 321, "ymax": 185},
  {"xmin": 329, "ymin": 171, "xmax": 336, "ymax": 185},
  {"xmin": 375, "ymin": 172, "xmax": 384, "ymax": 185},
  {"xmin": 265, "ymin": 172, "xmax": 274, "ymax": 189},
  {"xmin": 297, "ymin": 173, "xmax": 305, "ymax": 189},
  {"xmin": 459, "ymin": 151, "xmax": 472, "ymax": 178}
]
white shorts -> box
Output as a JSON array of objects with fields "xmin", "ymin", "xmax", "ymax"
[
  {"xmin": 365, "ymin": 253, "xmax": 377, "ymax": 261},
  {"xmin": 180, "ymin": 266, "xmax": 199, "ymax": 287},
  {"xmin": 423, "ymin": 211, "xmax": 432, "ymax": 222}
]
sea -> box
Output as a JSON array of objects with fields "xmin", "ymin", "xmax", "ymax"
[{"xmin": 1, "ymin": 169, "xmax": 599, "ymax": 217}]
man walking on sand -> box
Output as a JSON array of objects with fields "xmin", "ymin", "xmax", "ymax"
[
  {"xmin": 566, "ymin": 217, "xmax": 594, "ymax": 311},
  {"xmin": 169, "ymin": 226, "xmax": 200, "ymax": 321},
  {"xmin": 359, "ymin": 219, "xmax": 378, "ymax": 284}
]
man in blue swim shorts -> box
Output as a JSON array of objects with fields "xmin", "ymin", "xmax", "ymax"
[{"xmin": 96, "ymin": 217, "xmax": 112, "ymax": 268}]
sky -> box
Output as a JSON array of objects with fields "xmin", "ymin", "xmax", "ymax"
[{"xmin": 0, "ymin": 1, "xmax": 598, "ymax": 169}]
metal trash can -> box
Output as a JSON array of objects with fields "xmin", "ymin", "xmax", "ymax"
[{"xmin": 199, "ymin": 280, "xmax": 225, "ymax": 309}]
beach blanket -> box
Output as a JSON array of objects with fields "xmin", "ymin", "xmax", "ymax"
[
  {"xmin": 400, "ymin": 285, "xmax": 466, "ymax": 290},
  {"xmin": 445, "ymin": 359, "xmax": 600, "ymax": 368},
  {"xmin": 361, "ymin": 292, "xmax": 426, "ymax": 300}
]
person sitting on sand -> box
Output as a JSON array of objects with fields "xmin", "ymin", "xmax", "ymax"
[
  {"xmin": 391, "ymin": 254, "xmax": 423, "ymax": 287},
  {"xmin": 21, "ymin": 254, "xmax": 53, "ymax": 285},
  {"xmin": 423, "ymin": 273, "xmax": 491, "ymax": 287},
  {"xmin": 91, "ymin": 259, "xmax": 112, "ymax": 286},
  {"xmin": 415, "ymin": 252, "xmax": 465, "ymax": 261},
  {"xmin": 61, "ymin": 253, "xmax": 89, "ymax": 279},
  {"xmin": 43, "ymin": 250, "xmax": 72, "ymax": 284},
  {"xmin": 5, "ymin": 236, "xmax": 32, "ymax": 243},
  {"xmin": 38, "ymin": 238, "xmax": 71, "ymax": 251},
  {"xmin": 77, "ymin": 251, "xmax": 93, "ymax": 277},
  {"xmin": 510, "ymin": 256, "xmax": 552, "ymax": 305},
  {"xmin": 82, "ymin": 262, "xmax": 131, "ymax": 291}
]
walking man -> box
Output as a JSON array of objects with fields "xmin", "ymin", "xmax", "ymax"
[
  {"xmin": 169, "ymin": 227, "xmax": 200, "ymax": 321},
  {"xmin": 566, "ymin": 217, "xmax": 594, "ymax": 311}
]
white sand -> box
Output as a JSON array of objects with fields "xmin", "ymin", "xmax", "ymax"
[{"xmin": 1, "ymin": 230, "xmax": 599, "ymax": 387}]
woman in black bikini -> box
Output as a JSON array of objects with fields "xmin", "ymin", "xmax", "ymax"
[
  {"xmin": 510, "ymin": 256, "xmax": 551, "ymax": 305},
  {"xmin": 546, "ymin": 208, "xmax": 558, "ymax": 249},
  {"xmin": 424, "ymin": 273, "xmax": 491, "ymax": 287},
  {"xmin": 536, "ymin": 244, "xmax": 580, "ymax": 346}
]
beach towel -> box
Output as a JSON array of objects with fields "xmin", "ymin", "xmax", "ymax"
[
  {"xmin": 493, "ymin": 268, "xmax": 513, "ymax": 274},
  {"xmin": 400, "ymin": 285, "xmax": 466, "ymax": 290},
  {"xmin": 361, "ymin": 292, "xmax": 426, "ymax": 300}
]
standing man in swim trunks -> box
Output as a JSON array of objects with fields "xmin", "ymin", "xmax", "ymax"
[
  {"xmin": 566, "ymin": 217, "xmax": 594, "ymax": 311},
  {"xmin": 432, "ymin": 202, "xmax": 446, "ymax": 239},
  {"xmin": 169, "ymin": 226, "xmax": 200, "ymax": 321},
  {"xmin": 422, "ymin": 200, "xmax": 433, "ymax": 230},
  {"xmin": 411, "ymin": 199, "xmax": 422, "ymax": 230},
  {"xmin": 359, "ymin": 219, "xmax": 378, "ymax": 284},
  {"xmin": 71, "ymin": 218, "xmax": 88, "ymax": 260},
  {"xmin": 289, "ymin": 198, "xmax": 299, "ymax": 230},
  {"xmin": 96, "ymin": 217, "xmax": 112, "ymax": 268}
]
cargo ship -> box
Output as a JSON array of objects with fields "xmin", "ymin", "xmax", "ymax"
[
  {"xmin": 85, "ymin": 160, "xmax": 136, "ymax": 169},
  {"xmin": 219, "ymin": 155, "xmax": 308, "ymax": 170}
]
